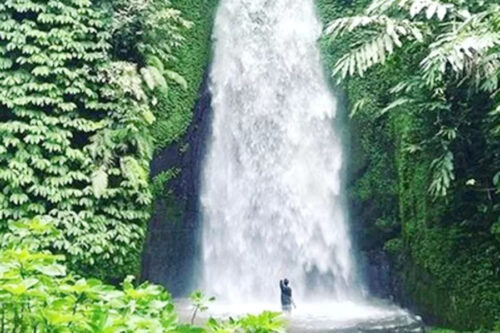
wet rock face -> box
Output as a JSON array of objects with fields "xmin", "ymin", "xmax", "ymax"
[
  {"xmin": 364, "ymin": 251, "xmax": 393, "ymax": 299},
  {"xmin": 140, "ymin": 68, "xmax": 400, "ymax": 301},
  {"xmin": 141, "ymin": 69, "xmax": 212, "ymax": 296},
  {"xmin": 345, "ymin": 123, "xmax": 400, "ymax": 303}
]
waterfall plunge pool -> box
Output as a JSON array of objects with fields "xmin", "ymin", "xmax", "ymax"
[{"xmin": 177, "ymin": 299, "xmax": 423, "ymax": 332}]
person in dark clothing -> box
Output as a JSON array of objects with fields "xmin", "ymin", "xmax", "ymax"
[{"xmin": 279, "ymin": 278, "xmax": 296, "ymax": 313}]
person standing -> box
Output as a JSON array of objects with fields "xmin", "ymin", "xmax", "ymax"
[{"xmin": 279, "ymin": 278, "xmax": 296, "ymax": 313}]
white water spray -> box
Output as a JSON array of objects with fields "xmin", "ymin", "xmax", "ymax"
[{"xmin": 201, "ymin": 0, "xmax": 360, "ymax": 304}]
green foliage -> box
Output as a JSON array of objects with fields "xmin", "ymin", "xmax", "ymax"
[
  {"xmin": 428, "ymin": 150, "xmax": 455, "ymax": 198},
  {"xmin": 318, "ymin": 0, "xmax": 499, "ymax": 330},
  {"xmin": 110, "ymin": 0, "xmax": 191, "ymax": 63},
  {"xmin": 383, "ymin": 238, "xmax": 403, "ymax": 259},
  {"xmin": 325, "ymin": 0, "xmax": 500, "ymax": 199},
  {"xmin": 0, "ymin": 220, "xmax": 179, "ymax": 333},
  {"xmin": 205, "ymin": 312, "xmax": 284, "ymax": 333},
  {"xmin": 0, "ymin": 0, "xmax": 191, "ymax": 281},
  {"xmin": 152, "ymin": 169, "xmax": 180, "ymax": 197},
  {"xmin": 0, "ymin": 219, "xmax": 285, "ymax": 333},
  {"xmin": 326, "ymin": 14, "xmax": 424, "ymax": 78},
  {"xmin": 189, "ymin": 290, "xmax": 215, "ymax": 324},
  {"xmin": 327, "ymin": 0, "xmax": 500, "ymax": 89},
  {"xmin": 109, "ymin": 0, "xmax": 192, "ymax": 104},
  {"xmin": 235, "ymin": 312, "xmax": 284, "ymax": 333},
  {"xmin": 145, "ymin": 0, "xmax": 218, "ymax": 275},
  {"xmin": 151, "ymin": 0, "xmax": 219, "ymax": 148},
  {"xmin": 397, "ymin": 225, "xmax": 500, "ymax": 328}
]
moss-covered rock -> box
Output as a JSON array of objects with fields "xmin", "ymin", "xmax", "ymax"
[
  {"xmin": 142, "ymin": 0, "xmax": 218, "ymax": 293},
  {"xmin": 316, "ymin": 0, "xmax": 500, "ymax": 329},
  {"xmin": 152, "ymin": 0, "xmax": 219, "ymax": 149}
]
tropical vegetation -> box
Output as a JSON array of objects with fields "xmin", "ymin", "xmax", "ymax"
[
  {"xmin": 318, "ymin": 0, "xmax": 499, "ymax": 329},
  {"xmin": 0, "ymin": 0, "xmax": 189, "ymax": 281},
  {"xmin": 0, "ymin": 0, "xmax": 284, "ymax": 331},
  {"xmin": 0, "ymin": 219, "xmax": 284, "ymax": 332},
  {"xmin": 0, "ymin": 0, "xmax": 498, "ymax": 331}
]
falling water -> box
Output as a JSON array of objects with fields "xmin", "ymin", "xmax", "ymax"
[
  {"xmin": 191, "ymin": 1, "xmax": 422, "ymax": 329},
  {"xmin": 201, "ymin": 0, "xmax": 360, "ymax": 304}
]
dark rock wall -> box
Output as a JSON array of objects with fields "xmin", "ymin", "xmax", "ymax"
[{"xmin": 141, "ymin": 70, "xmax": 212, "ymax": 296}]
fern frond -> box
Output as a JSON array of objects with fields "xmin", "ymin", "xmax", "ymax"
[
  {"xmin": 327, "ymin": 15, "xmax": 424, "ymax": 79},
  {"xmin": 367, "ymin": 0, "xmax": 454, "ymax": 20},
  {"xmin": 421, "ymin": 14, "xmax": 500, "ymax": 88},
  {"xmin": 429, "ymin": 151, "xmax": 455, "ymax": 198}
]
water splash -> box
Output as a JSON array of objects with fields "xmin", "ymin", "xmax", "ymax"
[{"xmin": 201, "ymin": 0, "xmax": 360, "ymax": 303}]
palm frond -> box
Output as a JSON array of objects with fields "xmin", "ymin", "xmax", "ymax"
[
  {"xmin": 329, "ymin": 17, "xmax": 424, "ymax": 78},
  {"xmin": 367, "ymin": 0, "xmax": 454, "ymax": 20},
  {"xmin": 429, "ymin": 150, "xmax": 455, "ymax": 198},
  {"xmin": 420, "ymin": 11, "xmax": 500, "ymax": 89}
]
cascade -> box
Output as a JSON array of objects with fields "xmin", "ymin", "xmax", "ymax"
[
  {"xmin": 201, "ymin": 0, "xmax": 359, "ymax": 303},
  {"xmin": 195, "ymin": 1, "xmax": 422, "ymax": 330},
  {"xmin": 180, "ymin": 1, "xmax": 422, "ymax": 330}
]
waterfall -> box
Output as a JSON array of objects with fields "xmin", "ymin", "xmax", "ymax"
[{"xmin": 201, "ymin": 0, "xmax": 360, "ymax": 304}]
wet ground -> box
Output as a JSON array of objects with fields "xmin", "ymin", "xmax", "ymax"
[{"xmin": 177, "ymin": 299, "xmax": 424, "ymax": 332}]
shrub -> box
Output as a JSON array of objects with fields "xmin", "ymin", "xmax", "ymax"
[{"xmin": 0, "ymin": 219, "xmax": 284, "ymax": 333}]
